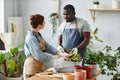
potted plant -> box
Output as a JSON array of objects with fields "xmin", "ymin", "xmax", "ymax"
[
  {"xmin": 3, "ymin": 45, "xmax": 26, "ymax": 80},
  {"xmin": 92, "ymin": 0, "xmax": 100, "ymax": 9},
  {"xmin": 85, "ymin": 49, "xmax": 99, "ymax": 64},
  {"xmin": 85, "ymin": 48, "xmax": 104, "ymax": 76},
  {"xmin": 0, "ymin": 51, "xmax": 6, "ymax": 80},
  {"xmin": 85, "ymin": 27, "xmax": 103, "ymax": 75},
  {"xmin": 87, "ymin": 28, "xmax": 103, "ymax": 60},
  {"xmin": 49, "ymin": 12, "xmax": 59, "ymax": 37},
  {"xmin": 98, "ymin": 46, "xmax": 120, "ymax": 80}
]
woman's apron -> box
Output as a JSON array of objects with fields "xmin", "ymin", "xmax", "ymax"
[
  {"xmin": 23, "ymin": 56, "xmax": 44, "ymax": 80},
  {"xmin": 23, "ymin": 33, "xmax": 46, "ymax": 80},
  {"xmin": 62, "ymin": 19, "xmax": 86, "ymax": 65}
]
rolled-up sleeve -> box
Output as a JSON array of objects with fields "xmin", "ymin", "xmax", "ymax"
[
  {"xmin": 25, "ymin": 37, "xmax": 51, "ymax": 63},
  {"xmin": 83, "ymin": 20, "xmax": 90, "ymax": 32},
  {"xmin": 44, "ymin": 40, "xmax": 58, "ymax": 55}
]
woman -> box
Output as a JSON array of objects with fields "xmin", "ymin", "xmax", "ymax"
[{"xmin": 23, "ymin": 14, "xmax": 66, "ymax": 80}]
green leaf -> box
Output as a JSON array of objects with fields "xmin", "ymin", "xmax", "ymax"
[
  {"xmin": 94, "ymin": 28, "xmax": 98, "ymax": 35},
  {"xmin": 0, "ymin": 52, "xmax": 5, "ymax": 64},
  {"xmin": 6, "ymin": 59, "xmax": 16, "ymax": 70},
  {"xmin": 10, "ymin": 47, "xmax": 18, "ymax": 56}
]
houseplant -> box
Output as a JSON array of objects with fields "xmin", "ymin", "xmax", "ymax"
[
  {"xmin": 88, "ymin": 27, "xmax": 103, "ymax": 50},
  {"xmin": 90, "ymin": 27, "xmax": 103, "ymax": 43},
  {"xmin": 0, "ymin": 52, "xmax": 6, "ymax": 80},
  {"xmin": 87, "ymin": 27, "xmax": 120, "ymax": 79},
  {"xmin": 3, "ymin": 45, "xmax": 26, "ymax": 80},
  {"xmin": 85, "ymin": 27, "xmax": 103, "ymax": 75},
  {"xmin": 92, "ymin": 0, "xmax": 100, "ymax": 9},
  {"xmin": 86, "ymin": 27, "xmax": 103, "ymax": 64},
  {"xmin": 49, "ymin": 12, "xmax": 59, "ymax": 37},
  {"xmin": 85, "ymin": 48, "xmax": 104, "ymax": 75},
  {"xmin": 98, "ymin": 46, "xmax": 120, "ymax": 80},
  {"xmin": 85, "ymin": 49, "xmax": 104, "ymax": 64},
  {"xmin": 85, "ymin": 49, "xmax": 98, "ymax": 64}
]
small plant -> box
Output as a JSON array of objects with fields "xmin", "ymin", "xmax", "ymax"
[
  {"xmin": 0, "ymin": 52, "xmax": 6, "ymax": 76},
  {"xmin": 98, "ymin": 46, "xmax": 120, "ymax": 80},
  {"xmin": 85, "ymin": 49, "xmax": 103, "ymax": 64},
  {"xmin": 6, "ymin": 48, "xmax": 24, "ymax": 77},
  {"xmin": 5, "ymin": 47, "xmax": 26, "ymax": 77},
  {"xmin": 92, "ymin": 0, "xmax": 100, "ymax": 8},
  {"xmin": 0, "ymin": 44, "xmax": 26, "ymax": 77},
  {"xmin": 90, "ymin": 28, "xmax": 103, "ymax": 43},
  {"xmin": 92, "ymin": 0, "xmax": 100, "ymax": 5},
  {"xmin": 49, "ymin": 12, "xmax": 59, "ymax": 37},
  {"xmin": 86, "ymin": 27, "xmax": 103, "ymax": 64}
]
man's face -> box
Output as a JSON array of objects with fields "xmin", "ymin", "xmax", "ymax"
[{"xmin": 63, "ymin": 9, "xmax": 75, "ymax": 22}]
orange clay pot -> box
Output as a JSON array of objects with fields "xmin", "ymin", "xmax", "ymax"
[
  {"xmin": 83, "ymin": 65, "xmax": 93, "ymax": 78},
  {"xmin": 62, "ymin": 73, "xmax": 75, "ymax": 80},
  {"xmin": 74, "ymin": 65, "xmax": 82, "ymax": 72},
  {"xmin": 75, "ymin": 70, "xmax": 86, "ymax": 80}
]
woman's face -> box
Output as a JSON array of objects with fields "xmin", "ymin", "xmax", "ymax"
[
  {"xmin": 39, "ymin": 21, "xmax": 45, "ymax": 29},
  {"xmin": 41, "ymin": 21, "xmax": 45, "ymax": 29}
]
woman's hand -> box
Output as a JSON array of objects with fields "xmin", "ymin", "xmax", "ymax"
[
  {"xmin": 57, "ymin": 46, "xmax": 64, "ymax": 53},
  {"xmin": 57, "ymin": 51, "xmax": 69, "ymax": 57}
]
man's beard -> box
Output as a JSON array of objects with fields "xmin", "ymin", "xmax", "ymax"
[{"xmin": 66, "ymin": 18, "xmax": 75, "ymax": 22}]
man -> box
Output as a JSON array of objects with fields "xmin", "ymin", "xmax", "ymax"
[{"xmin": 58, "ymin": 4, "xmax": 90, "ymax": 65}]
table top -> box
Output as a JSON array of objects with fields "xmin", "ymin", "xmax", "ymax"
[{"xmin": 26, "ymin": 70, "xmax": 100, "ymax": 80}]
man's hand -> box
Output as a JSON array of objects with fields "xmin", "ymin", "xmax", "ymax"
[
  {"xmin": 64, "ymin": 48, "xmax": 78, "ymax": 53},
  {"xmin": 64, "ymin": 49, "xmax": 71, "ymax": 53},
  {"xmin": 73, "ymin": 47, "xmax": 78, "ymax": 54}
]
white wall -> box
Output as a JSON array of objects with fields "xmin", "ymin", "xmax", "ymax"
[
  {"xmin": 17, "ymin": 0, "xmax": 120, "ymax": 50},
  {"xmin": 4, "ymin": 0, "xmax": 15, "ymax": 32},
  {"xmin": 18, "ymin": 0, "xmax": 60, "ymax": 46},
  {"xmin": 60, "ymin": 0, "xmax": 120, "ymax": 51},
  {"xmin": 0, "ymin": 0, "xmax": 18, "ymax": 32},
  {"xmin": 4, "ymin": 0, "xmax": 120, "ymax": 79},
  {"xmin": 0, "ymin": 0, "xmax": 4, "ymax": 33}
]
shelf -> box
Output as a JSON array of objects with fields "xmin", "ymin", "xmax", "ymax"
[{"xmin": 88, "ymin": 8, "xmax": 120, "ymax": 22}]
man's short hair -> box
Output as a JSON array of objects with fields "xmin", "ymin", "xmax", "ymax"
[{"xmin": 63, "ymin": 4, "xmax": 75, "ymax": 14}]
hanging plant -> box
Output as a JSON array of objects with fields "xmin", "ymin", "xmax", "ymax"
[
  {"xmin": 49, "ymin": 12, "xmax": 59, "ymax": 37},
  {"xmin": 90, "ymin": 28, "xmax": 103, "ymax": 43}
]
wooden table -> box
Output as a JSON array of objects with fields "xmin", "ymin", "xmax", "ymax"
[{"xmin": 26, "ymin": 70, "xmax": 100, "ymax": 80}]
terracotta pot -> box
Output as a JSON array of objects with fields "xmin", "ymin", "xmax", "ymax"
[
  {"xmin": 74, "ymin": 65, "xmax": 82, "ymax": 72},
  {"xmin": 75, "ymin": 70, "xmax": 86, "ymax": 80},
  {"xmin": 83, "ymin": 65, "xmax": 93, "ymax": 78},
  {"xmin": 87, "ymin": 64, "xmax": 97, "ymax": 76},
  {"xmin": 63, "ymin": 73, "xmax": 75, "ymax": 80}
]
